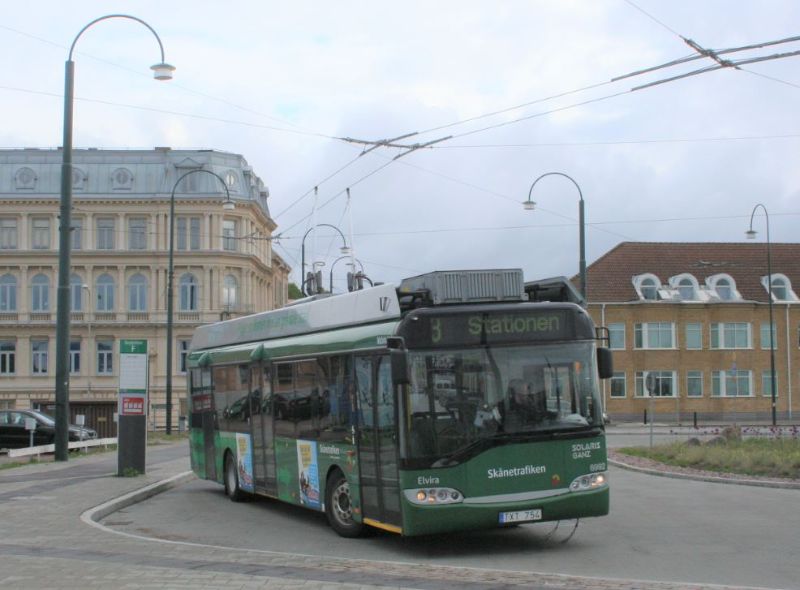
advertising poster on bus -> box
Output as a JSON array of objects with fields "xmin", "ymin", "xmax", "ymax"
[
  {"xmin": 235, "ymin": 433, "xmax": 254, "ymax": 493},
  {"xmin": 296, "ymin": 440, "xmax": 320, "ymax": 508}
]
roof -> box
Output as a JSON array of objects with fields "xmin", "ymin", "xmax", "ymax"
[{"xmin": 582, "ymin": 241, "xmax": 800, "ymax": 303}]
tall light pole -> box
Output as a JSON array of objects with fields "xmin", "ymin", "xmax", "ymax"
[
  {"xmin": 54, "ymin": 15, "xmax": 174, "ymax": 461},
  {"xmin": 746, "ymin": 203, "xmax": 777, "ymax": 426},
  {"xmin": 166, "ymin": 169, "xmax": 234, "ymax": 435},
  {"xmin": 523, "ymin": 172, "xmax": 586, "ymax": 302},
  {"xmin": 300, "ymin": 224, "xmax": 350, "ymax": 295}
]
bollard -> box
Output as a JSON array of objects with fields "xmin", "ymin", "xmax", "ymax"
[
  {"xmin": 693, "ymin": 411, "xmax": 697, "ymax": 429},
  {"xmin": 644, "ymin": 409, "xmax": 648, "ymax": 424}
]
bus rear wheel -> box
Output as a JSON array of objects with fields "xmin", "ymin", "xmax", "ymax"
[
  {"xmin": 224, "ymin": 453, "xmax": 246, "ymax": 502},
  {"xmin": 325, "ymin": 471, "xmax": 364, "ymax": 538}
]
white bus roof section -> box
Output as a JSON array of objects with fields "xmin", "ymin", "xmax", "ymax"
[{"xmin": 190, "ymin": 283, "xmax": 401, "ymax": 351}]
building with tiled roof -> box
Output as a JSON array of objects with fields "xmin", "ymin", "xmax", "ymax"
[{"xmin": 583, "ymin": 242, "xmax": 799, "ymax": 422}]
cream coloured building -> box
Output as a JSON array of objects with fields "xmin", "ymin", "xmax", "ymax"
[{"xmin": 0, "ymin": 148, "xmax": 290, "ymax": 435}]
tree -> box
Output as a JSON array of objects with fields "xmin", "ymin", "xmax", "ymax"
[{"xmin": 287, "ymin": 282, "xmax": 303, "ymax": 300}]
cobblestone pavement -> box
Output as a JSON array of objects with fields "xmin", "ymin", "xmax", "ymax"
[{"xmin": 0, "ymin": 445, "xmax": 780, "ymax": 590}]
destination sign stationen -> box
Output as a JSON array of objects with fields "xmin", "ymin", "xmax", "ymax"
[{"xmin": 403, "ymin": 310, "xmax": 571, "ymax": 347}]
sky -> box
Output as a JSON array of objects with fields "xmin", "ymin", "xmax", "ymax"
[{"xmin": 2, "ymin": 1, "xmax": 799, "ymax": 292}]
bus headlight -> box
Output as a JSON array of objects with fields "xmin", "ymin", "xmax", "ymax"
[
  {"xmin": 404, "ymin": 487, "xmax": 464, "ymax": 505},
  {"xmin": 569, "ymin": 472, "xmax": 607, "ymax": 492}
]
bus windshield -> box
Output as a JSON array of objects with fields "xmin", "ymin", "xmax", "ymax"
[{"xmin": 405, "ymin": 341, "xmax": 602, "ymax": 464}]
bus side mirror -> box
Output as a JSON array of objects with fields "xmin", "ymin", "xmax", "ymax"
[
  {"xmin": 387, "ymin": 336, "xmax": 410, "ymax": 385},
  {"xmin": 597, "ymin": 347, "xmax": 613, "ymax": 379}
]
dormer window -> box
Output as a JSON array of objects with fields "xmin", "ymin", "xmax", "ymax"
[
  {"xmin": 707, "ymin": 274, "xmax": 740, "ymax": 301},
  {"xmin": 668, "ymin": 273, "xmax": 700, "ymax": 301},
  {"xmin": 633, "ymin": 274, "xmax": 661, "ymax": 301},
  {"xmin": 764, "ymin": 274, "xmax": 798, "ymax": 302}
]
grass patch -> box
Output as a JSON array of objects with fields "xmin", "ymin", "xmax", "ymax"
[
  {"xmin": 147, "ymin": 431, "xmax": 189, "ymax": 445},
  {"xmin": 618, "ymin": 438, "xmax": 800, "ymax": 479}
]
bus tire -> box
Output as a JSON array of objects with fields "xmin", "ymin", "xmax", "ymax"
[
  {"xmin": 325, "ymin": 470, "xmax": 364, "ymax": 538},
  {"xmin": 224, "ymin": 452, "xmax": 246, "ymax": 502}
]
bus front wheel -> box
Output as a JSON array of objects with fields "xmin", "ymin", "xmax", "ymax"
[
  {"xmin": 224, "ymin": 452, "xmax": 246, "ymax": 502},
  {"xmin": 325, "ymin": 471, "xmax": 364, "ymax": 538}
]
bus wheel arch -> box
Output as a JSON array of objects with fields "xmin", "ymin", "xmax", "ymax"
[
  {"xmin": 324, "ymin": 468, "xmax": 364, "ymax": 538},
  {"xmin": 223, "ymin": 449, "xmax": 246, "ymax": 502}
]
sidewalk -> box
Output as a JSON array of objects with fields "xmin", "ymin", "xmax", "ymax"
[{"xmin": 0, "ymin": 443, "xmax": 777, "ymax": 590}]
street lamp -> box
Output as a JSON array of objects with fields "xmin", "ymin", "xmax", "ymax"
[
  {"xmin": 301, "ymin": 224, "xmax": 350, "ymax": 295},
  {"xmin": 329, "ymin": 256, "xmax": 364, "ymax": 293},
  {"xmin": 523, "ymin": 172, "xmax": 586, "ymax": 302},
  {"xmin": 166, "ymin": 169, "xmax": 234, "ymax": 435},
  {"xmin": 746, "ymin": 203, "xmax": 777, "ymax": 426},
  {"xmin": 54, "ymin": 15, "xmax": 174, "ymax": 461}
]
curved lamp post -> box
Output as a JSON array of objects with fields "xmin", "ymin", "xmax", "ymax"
[
  {"xmin": 523, "ymin": 172, "xmax": 586, "ymax": 302},
  {"xmin": 301, "ymin": 224, "xmax": 350, "ymax": 295},
  {"xmin": 54, "ymin": 15, "xmax": 174, "ymax": 460},
  {"xmin": 329, "ymin": 255, "xmax": 364, "ymax": 293},
  {"xmin": 165, "ymin": 169, "xmax": 234, "ymax": 435},
  {"xmin": 746, "ymin": 203, "xmax": 777, "ymax": 426}
]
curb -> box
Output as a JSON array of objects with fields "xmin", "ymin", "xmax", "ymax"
[
  {"xmin": 81, "ymin": 470, "xmax": 196, "ymax": 525},
  {"xmin": 609, "ymin": 458, "xmax": 800, "ymax": 490}
]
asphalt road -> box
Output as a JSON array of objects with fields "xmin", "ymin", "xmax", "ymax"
[{"xmin": 101, "ymin": 438, "xmax": 799, "ymax": 590}]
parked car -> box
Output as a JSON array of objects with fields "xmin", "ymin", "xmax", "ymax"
[{"xmin": 0, "ymin": 409, "xmax": 98, "ymax": 450}]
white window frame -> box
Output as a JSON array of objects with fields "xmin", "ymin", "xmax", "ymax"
[
  {"xmin": 31, "ymin": 217, "xmax": 51, "ymax": 249},
  {"xmin": 609, "ymin": 372, "xmax": 626, "ymax": 398},
  {"xmin": 31, "ymin": 274, "xmax": 50, "ymax": 312},
  {"xmin": 178, "ymin": 339, "xmax": 191, "ymax": 374},
  {"xmin": 763, "ymin": 273, "xmax": 798, "ymax": 302},
  {"xmin": 710, "ymin": 322, "xmax": 751, "ymax": 350},
  {"xmin": 634, "ymin": 322, "xmax": 675, "ymax": 349},
  {"xmin": 97, "ymin": 339, "xmax": 114, "ymax": 375},
  {"xmin": 635, "ymin": 370, "xmax": 677, "ymax": 397},
  {"xmin": 128, "ymin": 217, "xmax": 147, "ymax": 250},
  {"xmin": 608, "ymin": 323, "xmax": 625, "ymax": 350},
  {"xmin": 633, "ymin": 273, "xmax": 661, "ymax": 301},
  {"xmin": 222, "ymin": 219, "xmax": 237, "ymax": 251},
  {"xmin": 760, "ymin": 322, "xmax": 777, "ymax": 350},
  {"xmin": 711, "ymin": 369, "xmax": 752, "ymax": 397},
  {"xmin": 686, "ymin": 370, "xmax": 703, "ymax": 397},
  {"xmin": 180, "ymin": 273, "xmax": 199, "ymax": 311},
  {"xmin": 669, "ymin": 273, "xmax": 699, "ymax": 301},
  {"xmin": 685, "ymin": 322, "xmax": 703, "ymax": 350},
  {"xmin": 707, "ymin": 273, "xmax": 740, "ymax": 301},
  {"xmin": 761, "ymin": 370, "xmax": 777, "ymax": 397},
  {"xmin": 71, "ymin": 217, "xmax": 83, "ymax": 250},
  {"xmin": 31, "ymin": 339, "xmax": 48, "ymax": 375},
  {"xmin": 0, "ymin": 341, "xmax": 16, "ymax": 375},
  {"xmin": 0, "ymin": 218, "xmax": 18, "ymax": 249},
  {"xmin": 96, "ymin": 218, "xmax": 115, "ymax": 250},
  {"xmin": 69, "ymin": 340, "xmax": 81, "ymax": 374},
  {"xmin": 127, "ymin": 274, "xmax": 148, "ymax": 312},
  {"xmin": 96, "ymin": 274, "xmax": 115, "ymax": 312},
  {"xmin": 0, "ymin": 274, "xmax": 17, "ymax": 312}
]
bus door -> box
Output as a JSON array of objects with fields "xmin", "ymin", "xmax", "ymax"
[
  {"xmin": 355, "ymin": 354, "xmax": 401, "ymax": 529},
  {"xmin": 190, "ymin": 367, "xmax": 216, "ymax": 481},
  {"xmin": 249, "ymin": 363, "xmax": 277, "ymax": 495}
]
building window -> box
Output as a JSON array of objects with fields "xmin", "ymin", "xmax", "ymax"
[
  {"xmin": 762, "ymin": 274, "xmax": 798, "ymax": 302},
  {"xmin": 0, "ymin": 274, "xmax": 17, "ymax": 312},
  {"xmin": 760, "ymin": 323, "xmax": 777, "ymax": 350},
  {"xmin": 710, "ymin": 323, "xmax": 751, "ymax": 349},
  {"xmin": 608, "ymin": 323, "xmax": 625, "ymax": 350},
  {"xmin": 128, "ymin": 217, "xmax": 147, "ymax": 250},
  {"xmin": 177, "ymin": 217, "xmax": 201, "ymax": 251},
  {"xmin": 0, "ymin": 218, "xmax": 17, "ymax": 249},
  {"xmin": 676, "ymin": 278, "xmax": 695, "ymax": 300},
  {"xmin": 97, "ymin": 340, "xmax": 113, "ymax": 375},
  {"xmin": 127, "ymin": 274, "xmax": 147, "ymax": 312},
  {"xmin": 96, "ymin": 218, "xmax": 115, "ymax": 250},
  {"xmin": 708, "ymin": 274, "xmax": 739, "ymax": 301},
  {"xmin": 686, "ymin": 370, "xmax": 703, "ymax": 397},
  {"xmin": 70, "ymin": 274, "xmax": 84, "ymax": 312},
  {"xmin": 761, "ymin": 371, "xmax": 777, "ymax": 397},
  {"xmin": 223, "ymin": 274, "xmax": 238, "ymax": 308},
  {"xmin": 222, "ymin": 219, "xmax": 237, "ymax": 251},
  {"xmin": 635, "ymin": 371, "xmax": 676, "ymax": 397},
  {"xmin": 31, "ymin": 339, "xmax": 48, "ymax": 374},
  {"xmin": 32, "ymin": 218, "xmax": 51, "ymax": 249},
  {"xmin": 179, "ymin": 273, "xmax": 198, "ymax": 311},
  {"xmin": 71, "ymin": 218, "xmax": 83, "ymax": 250},
  {"xmin": 96, "ymin": 274, "xmax": 115, "ymax": 312},
  {"xmin": 31, "ymin": 274, "xmax": 50, "ymax": 312},
  {"xmin": 0, "ymin": 341, "xmax": 15, "ymax": 375},
  {"xmin": 179, "ymin": 339, "xmax": 191, "ymax": 373},
  {"xmin": 634, "ymin": 275, "xmax": 660, "ymax": 301},
  {"xmin": 634, "ymin": 322, "xmax": 675, "ymax": 349},
  {"xmin": 685, "ymin": 322, "xmax": 702, "ymax": 350},
  {"xmin": 610, "ymin": 372, "xmax": 626, "ymax": 398},
  {"xmin": 69, "ymin": 340, "xmax": 81, "ymax": 374},
  {"xmin": 712, "ymin": 370, "xmax": 752, "ymax": 397}
]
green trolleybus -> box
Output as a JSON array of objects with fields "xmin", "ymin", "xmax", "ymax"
[{"xmin": 187, "ymin": 269, "xmax": 613, "ymax": 537}]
